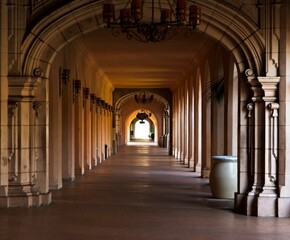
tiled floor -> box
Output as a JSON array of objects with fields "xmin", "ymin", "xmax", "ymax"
[{"xmin": 1, "ymin": 145, "xmax": 290, "ymax": 240}]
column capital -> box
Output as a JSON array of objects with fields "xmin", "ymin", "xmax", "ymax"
[
  {"xmin": 248, "ymin": 76, "xmax": 280, "ymax": 102},
  {"xmin": 257, "ymin": 76, "xmax": 280, "ymax": 102},
  {"xmin": 8, "ymin": 76, "xmax": 40, "ymax": 100}
]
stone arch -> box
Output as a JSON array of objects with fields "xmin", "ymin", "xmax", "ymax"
[
  {"xmin": 126, "ymin": 109, "xmax": 158, "ymax": 144},
  {"xmin": 115, "ymin": 91, "xmax": 170, "ymax": 112},
  {"xmin": 114, "ymin": 90, "xmax": 170, "ymax": 148},
  {"xmin": 21, "ymin": 1, "xmax": 264, "ymax": 78}
]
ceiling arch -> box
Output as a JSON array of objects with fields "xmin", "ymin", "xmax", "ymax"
[
  {"xmin": 22, "ymin": 0, "xmax": 264, "ymax": 83},
  {"xmin": 115, "ymin": 90, "xmax": 170, "ymax": 114}
]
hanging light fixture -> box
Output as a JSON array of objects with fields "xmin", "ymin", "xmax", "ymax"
[
  {"xmin": 136, "ymin": 109, "xmax": 152, "ymax": 123},
  {"xmin": 59, "ymin": 67, "xmax": 70, "ymax": 96},
  {"xmin": 73, "ymin": 79, "xmax": 82, "ymax": 102},
  {"xmin": 90, "ymin": 93, "xmax": 96, "ymax": 111},
  {"xmin": 102, "ymin": 0, "xmax": 201, "ymax": 43},
  {"xmin": 134, "ymin": 91, "xmax": 154, "ymax": 104}
]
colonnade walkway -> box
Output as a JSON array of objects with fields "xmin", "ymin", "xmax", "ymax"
[{"xmin": 1, "ymin": 145, "xmax": 290, "ymax": 240}]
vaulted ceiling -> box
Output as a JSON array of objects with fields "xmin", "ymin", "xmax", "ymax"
[{"xmin": 79, "ymin": 28, "xmax": 215, "ymax": 89}]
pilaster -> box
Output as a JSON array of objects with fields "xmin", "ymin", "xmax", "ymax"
[
  {"xmin": 74, "ymin": 87, "xmax": 84, "ymax": 175},
  {"xmin": 96, "ymin": 105, "xmax": 102, "ymax": 163},
  {"xmin": 84, "ymin": 94, "xmax": 92, "ymax": 170},
  {"xmin": 236, "ymin": 75, "xmax": 280, "ymax": 217},
  {"xmin": 61, "ymin": 79, "xmax": 75, "ymax": 181},
  {"xmin": 0, "ymin": 76, "xmax": 51, "ymax": 207},
  {"xmin": 91, "ymin": 94, "xmax": 97, "ymax": 167},
  {"xmin": 0, "ymin": 2, "xmax": 9, "ymax": 199}
]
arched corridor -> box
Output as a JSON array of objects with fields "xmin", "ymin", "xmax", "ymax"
[
  {"xmin": 1, "ymin": 145, "xmax": 290, "ymax": 240},
  {"xmin": 2, "ymin": 0, "xmax": 290, "ymax": 224}
]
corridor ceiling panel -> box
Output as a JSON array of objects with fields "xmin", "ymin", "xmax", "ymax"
[{"xmin": 80, "ymin": 28, "xmax": 213, "ymax": 89}]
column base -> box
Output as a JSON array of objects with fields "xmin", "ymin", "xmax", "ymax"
[
  {"xmin": 189, "ymin": 158, "xmax": 194, "ymax": 168},
  {"xmin": 180, "ymin": 152, "xmax": 184, "ymax": 162},
  {"xmin": 278, "ymin": 198, "xmax": 290, "ymax": 217},
  {"xmin": 92, "ymin": 158, "xmax": 98, "ymax": 167},
  {"xmin": 195, "ymin": 163, "xmax": 202, "ymax": 174},
  {"xmin": 84, "ymin": 164, "xmax": 92, "ymax": 171},
  {"xmin": 97, "ymin": 156, "xmax": 101, "ymax": 164},
  {"xmin": 49, "ymin": 184, "xmax": 63, "ymax": 191},
  {"xmin": 75, "ymin": 168, "xmax": 85, "ymax": 175},
  {"xmin": 177, "ymin": 150, "xmax": 181, "ymax": 160},
  {"xmin": 235, "ymin": 193, "xmax": 257, "ymax": 216},
  {"xmin": 63, "ymin": 177, "xmax": 75, "ymax": 182},
  {"xmin": 184, "ymin": 156, "xmax": 189, "ymax": 165},
  {"xmin": 235, "ymin": 193, "xmax": 290, "ymax": 217},
  {"xmin": 257, "ymin": 197, "xmax": 276, "ymax": 217},
  {"xmin": 202, "ymin": 168, "xmax": 210, "ymax": 178},
  {"xmin": 0, "ymin": 192, "xmax": 52, "ymax": 208}
]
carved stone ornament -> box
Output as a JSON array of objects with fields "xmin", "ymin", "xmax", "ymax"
[
  {"xmin": 33, "ymin": 68, "xmax": 43, "ymax": 77},
  {"xmin": 245, "ymin": 69, "xmax": 254, "ymax": 77},
  {"xmin": 33, "ymin": 101, "xmax": 41, "ymax": 117},
  {"xmin": 247, "ymin": 103, "xmax": 254, "ymax": 118}
]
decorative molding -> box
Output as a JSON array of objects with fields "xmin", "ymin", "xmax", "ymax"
[
  {"xmin": 33, "ymin": 68, "xmax": 43, "ymax": 77},
  {"xmin": 33, "ymin": 101, "xmax": 41, "ymax": 118},
  {"xmin": 257, "ymin": 76, "xmax": 280, "ymax": 102},
  {"xmin": 247, "ymin": 103, "xmax": 254, "ymax": 118},
  {"xmin": 8, "ymin": 77, "xmax": 39, "ymax": 100}
]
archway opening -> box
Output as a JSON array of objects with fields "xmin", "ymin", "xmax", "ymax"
[
  {"xmin": 125, "ymin": 109, "xmax": 158, "ymax": 146},
  {"xmin": 133, "ymin": 119, "xmax": 151, "ymax": 140}
]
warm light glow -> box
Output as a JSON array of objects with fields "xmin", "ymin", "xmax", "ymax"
[
  {"xmin": 135, "ymin": 120, "xmax": 151, "ymax": 139},
  {"xmin": 125, "ymin": 109, "xmax": 158, "ymax": 144}
]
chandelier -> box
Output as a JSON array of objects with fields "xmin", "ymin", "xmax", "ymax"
[
  {"xmin": 136, "ymin": 109, "xmax": 152, "ymax": 123},
  {"xmin": 134, "ymin": 91, "xmax": 154, "ymax": 104},
  {"xmin": 102, "ymin": 0, "xmax": 201, "ymax": 43}
]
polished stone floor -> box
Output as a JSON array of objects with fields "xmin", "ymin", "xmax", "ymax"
[{"xmin": 1, "ymin": 145, "xmax": 290, "ymax": 240}]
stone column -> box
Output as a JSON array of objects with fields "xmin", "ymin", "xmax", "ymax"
[
  {"xmin": 3, "ymin": 76, "xmax": 51, "ymax": 207},
  {"xmin": 98, "ymin": 102, "xmax": 104, "ymax": 162},
  {"xmin": 236, "ymin": 75, "xmax": 279, "ymax": 217},
  {"xmin": 83, "ymin": 90, "xmax": 91, "ymax": 170},
  {"xmin": 194, "ymin": 79, "xmax": 202, "ymax": 173},
  {"xmin": 90, "ymin": 95, "xmax": 97, "ymax": 167},
  {"xmin": 0, "ymin": 2, "xmax": 9, "ymax": 203},
  {"xmin": 96, "ymin": 104, "xmax": 101, "ymax": 163},
  {"xmin": 202, "ymin": 81, "xmax": 211, "ymax": 178},
  {"xmin": 175, "ymin": 92, "xmax": 179, "ymax": 158},
  {"xmin": 108, "ymin": 108, "xmax": 113, "ymax": 156},
  {"xmin": 277, "ymin": 0, "xmax": 290, "ymax": 217},
  {"xmin": 112, "ymin": 108, "xmax": 118, "ymax": 154},
  {"xmin": 163, "ymin": 106, "xmax": 170, "ymax": 149},
  {"xmin": 177, "ymin": 88, "xmax": 182, "ymax": 160},
  {"xmin": 49, "ymin": 72, "xmax": 62, "ymax": 189},
  {"xmin": 180, "ymin": 86, "xmax": 185, "ymax": 162},
  {"xmin": 256, "ymin": 77, "xmax": 279, "ymax": 216},
  {"xmin": 74, "ymin": 86, "xmax": 84, "ymax": 175},
  {"xmin": 172, "ymin": 94, "xmax": 177, "ymax": 157},
  {"xmin": 62, "ymin": 79, "xmax": 75, "ymax": 181},
  {"xmin": 189, "ymin": 78, "xmax": 195, "ymax": 169},
  {"xmin": 101, "ymin": 105, "xmax": 105, "ymax": 160},
  {"xmin": 224, "ymin": 57, "xmax": 238, "ymax": 156},
  {"xmin": 104, "ymin": 105, "xmax": 109, "ymax": 159},
  {"xmin": 184, "ymin": 86, "xmax": 189, "ymax": 166},
  {"xmin": 103, "ymin": 107, "xmax": 108, "ymax": 159}
]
